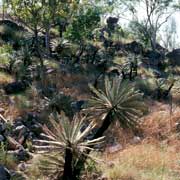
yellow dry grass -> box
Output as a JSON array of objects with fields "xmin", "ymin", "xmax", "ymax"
[
  {"xmin": 0, "ymin": 72, "xmax": 14, "ymax": 84},
  {"xmin": 101, "ymin": 143, "xmax": 180, "ymax": 180},
  {"xmin": 100, "ymin": 101, "xmax": 180, "ymax": 180}
]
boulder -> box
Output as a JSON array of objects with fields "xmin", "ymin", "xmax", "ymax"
[
  {"xmin": 144, "ymin": 50, "xmax": 164, "ymax": 67},
  {"xmin": 71, "ymin": 100, "xmax": 85, "ymax": 112},
  {"xmin": 107, "ymin": 144, "xmax": 123, "ymax": 153},
  {"xmin": 4, "ymin": 80, "xmax": 29, "ymax": 94},
  {"xmin": 125, "ymin": 41, "xmax": 143, "ymax": 54},
  {"xmin": 131, "ymin": 136, "xmax": 141, "ymax": 144},
  {"xmin": 8, "ymin": 147, "xmax": 30, "ymax": 161},
  {"xmin": 13, "ymin": 125, "xmax": 29, "ymax": 145},
  {"xmin": 18, "ymin": 162, "xmax": 28, "ymax": 172},
  {"xmin": 13, "ymin": 125, "xmax": 28, "ymax": 135},
  {"xmin": 0, "ymin": 165, "xmax": 11, "ymax": 180},
  {"xmin": 14, "ymin": 148, "xmax": 30, "ymax": 161},
  {"xmin": 0, "ymin": 122, "xmax": 6, "ymax": 133},
  {"xmin": 0, "ymin": 135, "xmax": 5, "ymax": 142},
  {"xmin": 166, "ymin": 48, "xmax": 180, "ymax": 66},
  {"xmin": 175, "ymin": 122, "xmax": 180, "ymax": 133},
  {"xmin": 106, "ymin": 17, "xmax": 118, "ymax": 30}
]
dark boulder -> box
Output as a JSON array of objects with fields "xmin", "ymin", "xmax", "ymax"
[
  {"xmin": 9, "ymin": 147, "xmax": 30, "ymax": 161},
  {"xmin": 15, "ymin": 148, "xmax": 30, "ymax": 161},
  {"xmin": 0, "ymin": 122, "xmax": 6, "ymax": 133},
  {"xmin": 4, "ymin": 80, "xmax": 29, "ymax": 94},
  {"xmin": 0, "ymin": 20, "xmax": 25, "ymax": 31},
  {"xmin": 0, "ymin": 135, "xmax": 5, "ymax": 142},
  {"xmin": 112, "ymin": 41, "xmax": 124, "ymax": 51},
  {"xmin": 125, "ymin": 41, "xmax": 143, "ymax": 54},
  {"xmin": 106, "ymin": 17, "xmax": 118, "ymax": 30},
  {"xmin": 71, "ymin": 100, "xmax": 86, "ymax": 112},
  {"xmin": 166, "ymin": 49, "xmax": 180, "ymax": 66},
  {"xmin": 0, "ymin": 165, "xmax": 11, "ymax": 180},
  {"xmin": 144, "ymin": 50, "xmax": 164, "ymax": 67}
]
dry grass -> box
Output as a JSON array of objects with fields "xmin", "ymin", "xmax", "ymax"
[
  {"xmin": 101, "ymin": 143, "xmax": 180, "ymax": 180},
  {"xmin": 45, "ymin": 70, "xmax": 91, "ymax": 99},
  {"xmin": 0, "ymin": 72, "xmax": 14, "ymax": 85},
  {"xmin": 99, "ymin": 101, "xmax": 180, "ymax": 180}
]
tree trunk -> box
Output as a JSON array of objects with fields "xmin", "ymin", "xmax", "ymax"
[
  {"xmin": 73, "ymin": 113, "xmax": 112, "ymax": 179},
  {"xmin": 62, "ymin": 147, "xmax": 73, "ymax": 180},
  {"xmin": 2, "ymin": 0, "xmax": 5, "ymax": 20},
  {"xmin": 73, "ymin": 43, "xmax": 84, "ymax": 64},
  {"xmin": 151, "ymin": 32, "xmax": 157, "ymax": 52},
  {"xmin": 45, "ymin": 25, "xmax": 51, "ymax": 56}
]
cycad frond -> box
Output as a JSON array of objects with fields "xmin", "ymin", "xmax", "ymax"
[
  {"xmin": 88, "ymin": 76, "xmax": 147, "ymax": 128},
  {"xmin": 33, "ymin": 112, "xmax": 105, "ymax": 178},
  {"xmin": 38, "ymin": 152, "xmax": 64, "ymax": 178}
]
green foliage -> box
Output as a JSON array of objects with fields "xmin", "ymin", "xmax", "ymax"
[
  {"xmin": 0, "ymin": 44, "xmax": 13, "ymax": 70},
  {"xmin": 48, "ymin": 93, "xmax": 74, "ymax": 118},
  {"xmin": 65, "ymin": 6, "xmax": 101, "ymax": 43},
  {"xmin": 135, "ymin": 77, "xmax": 157, "ymax": 95},
  {"xmin": 0, "ymin": 44, "xmax": 13, "ymax": 54},
  {"xmin": 0, "ymin": 142, "xmax": 17, "ymax": 169},
  {"xmin": 129, "ymin": 20, "xmax": 150, "ymax": 47},
  {"xmin": 0, "ymin": 24, "xmax": 25, "ymax": 49},
  {"xmin": 88, "ymin": 77, "xmax": 147, "ymax": 129}
]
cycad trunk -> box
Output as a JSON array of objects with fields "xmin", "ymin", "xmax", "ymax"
[
  {"xmin": 63, "ymin": 147, "xmax": 73, "ymax": 180},
  {"xmin": 73, "ymin": 113, "xmax": 112, "ymax": 179}
]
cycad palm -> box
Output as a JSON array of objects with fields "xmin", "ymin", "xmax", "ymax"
[
  {"xmin": 89, "ymin": 76, "xmax": 146, "ymax": 136},
  {"xmin": 34, "ymin": 112, "xmax": 104, "ymax": 180},
  {"xmin": 74, "ymin": 77, "xmax": 147, "ymax": 179}
]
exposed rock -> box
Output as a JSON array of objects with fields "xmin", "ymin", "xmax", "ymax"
[
  {"xmin": 4, "ymin": 80, "xmax": 29, "ymax": 94},
  {"xmin": 125, "ymin": 41, "xmax": 143, "ymax": 54},
  {"xmin": 18, "ymin": 162, "xmax": 28, "ymax": 172},
  {"xmin": 71, "ymin": 100, "xmax": 86, "ymax": 112},
  {"xmin": 0, "ymin": 135, "xmax": 5, "ymax": 142},
  {"xmin": 107, "ymin": 143, "xmax": 123, "ymax": 153},
  {"xmin": 132, "ymin": 136, "xmax": 141, "ymax": 144},
  {"xmin": 30, "ymin": 123, "xmax": 42, "ymax": 136},
  {"xmin": 14, "ymin": 125, "xmax": 29, "ymax": 145},
  {"xmin": 13, "ymin": 125, "xmax": 28, "ymax": 135},
  {"xmin": 175, "ymin": 122, "xmax": 180, "ymax": 133},
  {"xmin": 144, "ymin": 50, "xmax": 164, "ymax": 67},
  {"xmin": 112, "ymin": 41, "xmax": 123, "ymax": 51},
  {"xmin": 0, "ymin": 165, "xmax": 11, "ymax": 180},
  {"xmin": 106, "ymin": 17, "xmax": 118, "ymax": 30},
  {"xmin": 15, "ymin": 148, "xmax": 30, "ymax": 161},
  {"xmin": 166, "ymin": 48, "xmax": 180, "ymax": 66},
  {"xmin": 0, "ymin": 122, "xmax": 6, "ymax": 133}
]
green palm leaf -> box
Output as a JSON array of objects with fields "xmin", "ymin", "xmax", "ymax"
[{"xmin": 87, "ymin": 76, "xmax": 147, "ymax": 129}]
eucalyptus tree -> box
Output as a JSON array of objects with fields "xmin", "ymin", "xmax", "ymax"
[
  {"xmin": 64, "ymin": 2, "xmax": 101, "ymax": 64},
  {"xmin": 39, "ymin": 0, "xmax": 78, "ymax": 55},
  {"xmin": 7, "ymin": 0, "xmax": 45, "ymax": 67},
  {"xmin": 118, "ymin": 0, "xmax": 175, "ymax": 51},
  {"xmin": 7, "ymin": 0, "xmax": 78, "ymax": 57}
]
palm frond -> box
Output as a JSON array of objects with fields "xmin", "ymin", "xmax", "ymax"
[
  {"xmin": 88, "ymin": 76, "xmax": 147, "ymax": 128},
  {"xmin": 33, "ymin": 112, "xmax": 105, "ymax": 178}
]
